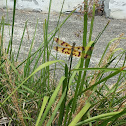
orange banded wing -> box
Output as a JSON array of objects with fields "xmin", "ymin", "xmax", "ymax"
[
  {"xmin": 54, "ymin": 37, "xmax": 93, "ymax": 51},
  {"xmin": 74, "ymin": 46, "xmax": 85, "ymax": 51},
  {"xmin": 53, "ymin": 46, "xmax": 90, "ymax": 58},
  {"xmin": 54, "ymin": 37, "xmax": 72, "ymax": 48},
  {"xmin": 74, "ymin": 46, "xmax": 94, "ymax": 51}
]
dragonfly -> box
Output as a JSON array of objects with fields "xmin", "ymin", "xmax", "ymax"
[{"xmin": 53, "ymin": 37, "xmax": 93, "ymax": 59}]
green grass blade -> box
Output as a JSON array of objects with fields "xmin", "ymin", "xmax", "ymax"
[
  {"xmin": 0, "ymin": 23, "xmax": 10, "ymax": 26},
  {"xmin": 7, "ymin": 0, "xmax": 16, "ymax": 57},
  {"xmin": 38, "ymin": 76, "xmax": 65, "ymax": 125},
  {"xmin": 48, "ymin": 8, "xmax": 76, "ymax": 42},
  {"xmin": 1, "ymin": 60, "xmax": 64, "ymax": 107},
  {"xmin": 99, "ymin": 37, "xmax": 126, "ymax": 66},
  {"xmin": 73, "ymin": 67, "xmax": 126, "ymax": 73},
  {"xmin": 80, "ymin": 2, "xmax": 96, "ymax": 90},
  {"xmin": 79, "ymin": 0, "xmax": 88, "ymax": 83},
  {"xmin": 16, "ymin": 8, "xmax": 76, "ymax": 70},
  {"xmin": 58, "ymin": 64, "xmax": 68, "ymax": 125},
  {"xmin": 69, "ymin": 60, "xmax": 81, "ymax": 87},
  {"xmin": 83, "ymin": 0, "xmax": 88, "ymax": 47},
  {"xmin": 1, "ymin": 57, "xmax": 38, "ymax": 94},
  {"xmin": 98, "ymin": 108, "xmax": 126, "ymax": 126},
  {"xmin": 80, "ymin": 66, "xmax": 126, "ymax": 95},
  {"xmin": 0, "ymin": 16, "xmax": 4, "ymax": 57},
  {"xmin": 69, "ymin": 102, "xmax": 91, "ymax": 126},
  {"xmin": 35, "ymin": 96, "xmax": 49, "ymax": 126},
  {"xmin": 94, "ymin": 20, "xmax": 110, "ymax": 44},
  {"xmin": 46, "ymin": 87, "xmax": 67, "ymax": 126},
  {"xmin": 76, "ymin": 111, "xmax": 121, "ymax": 125},
  {"xmin": 16, "ymin": 20, "xmax": 28, "ymax": 61},
  {"xmin": 88, "ymin": 2, "xmax": 95, "ymax": 42},
  {"xmin": 24, "ymin": 19, "xmax": 38, "ymax": 77},
  {"xmin": 64, "ymin": 99, "xmax": 73, "ymax": 126}
]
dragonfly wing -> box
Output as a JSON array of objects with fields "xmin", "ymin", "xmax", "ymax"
[
  {"xmin": 53, "ymin": 46, "xmax": 72, "ymax": 55},
  {"xmin": 54, "ymin": 37, "xmax": 72, "ymax": 48},
  {"xmin": 74, "ymin": 46, "xmax": 94, "ymax": 51},
  {"xmin": 74, "ymin": 46, "xmax": 85, "ymax": 51},
  {"xmin": 70, "ymin": 50, "xmax": 90, "ymax": 58},
  {"xmin": 72, "ymin": 49, "xmax": 81, "ymax": 57},
  {"xmin": 54, "ymin": 46, "xmax": 90, "ymax": 59}
]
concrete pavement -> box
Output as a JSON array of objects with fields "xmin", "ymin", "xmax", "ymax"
[{"xmin": 1, "ymin": 9, "xmax": 126, "ymax": 68}]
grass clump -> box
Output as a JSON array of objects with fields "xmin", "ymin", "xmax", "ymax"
[{"xmin": 0, "ymin": 0, "xmax": 126, "ymax": 126}]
